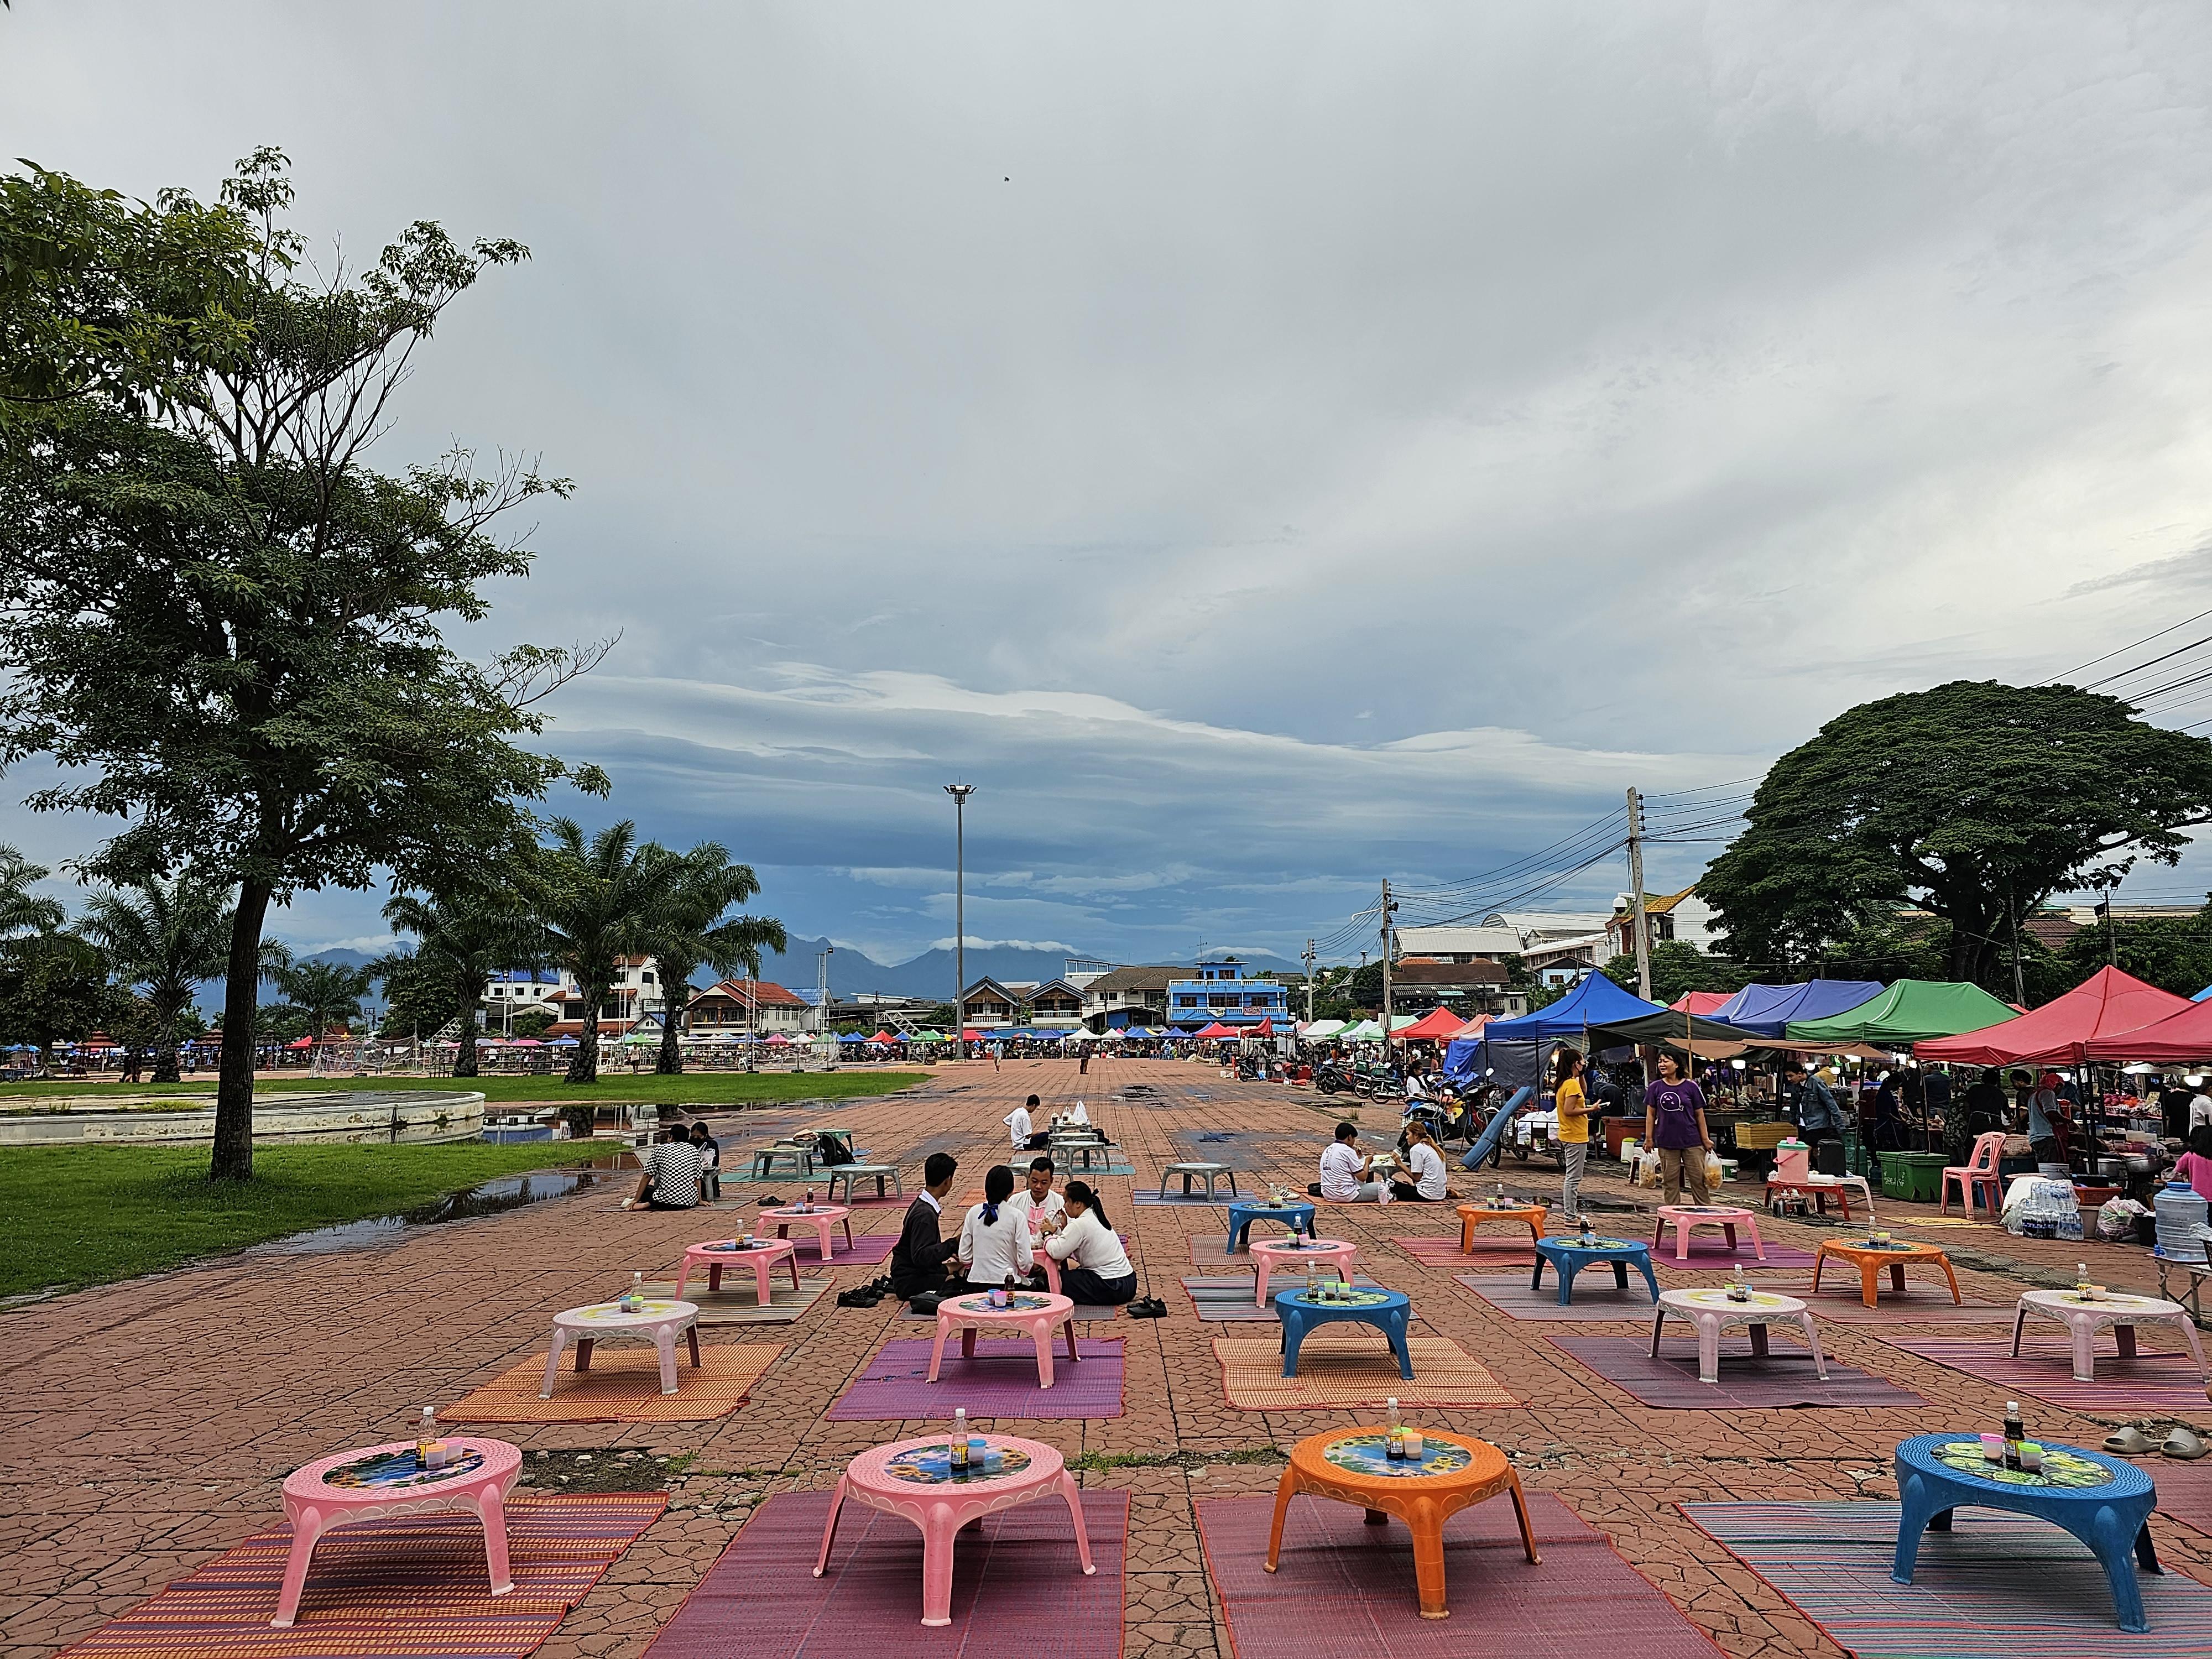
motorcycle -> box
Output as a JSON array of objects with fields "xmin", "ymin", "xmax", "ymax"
[{"xmin": 1313, "ymin": 1058, "xmax": 1358, "ymax": 1096}]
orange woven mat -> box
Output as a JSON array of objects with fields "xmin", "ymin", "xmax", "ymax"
[
  {"xmin": 447, "ymin": 1342, "xmax": 784, "ymax": 1423},
  {"xmin": 1213, "ymin": 1335, "xmax": 1520, "ymax": 1411}
]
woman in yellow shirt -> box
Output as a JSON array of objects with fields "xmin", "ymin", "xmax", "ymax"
[{"xmin": 1552, "ymin": 1045, "xmax": 1591, "ymax": 1222}]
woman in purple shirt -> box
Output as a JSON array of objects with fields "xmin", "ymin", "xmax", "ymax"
[{"xmin": 1642, "ymin": 1051, "xmax": 1714, "ymax": 1206}]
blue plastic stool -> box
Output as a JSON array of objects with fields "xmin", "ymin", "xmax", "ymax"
[
  {"xmin": 1272, "ymin": 1286, "xmax": 1414, "ymax": 1379},
  {"xmin": 1531, "ymin": 1236, "xmax": 1661, "ymax": 1306},
  {"xmin": 1227, "ymin": 1199, "xmax": 1316, "ymax": 1254},
  {"xmin": 1891, "ymin": 1432, "xmax": 2159, "ymax": 1632}
]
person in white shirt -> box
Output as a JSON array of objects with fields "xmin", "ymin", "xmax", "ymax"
[
  {"xmin": 1005, "ymin": 1094, "xmax": 1050, "ymax": 1150},
  {"xmin": 957, "ymin": 1164, "xmax": 1035, "ymax": 1289},
  {"xmin": 2192, "ymin": 1086, "xmax": 2212, "ymax": 1134},
  {"xmin": 1006, "ymin": 1155, "xmax": 1067, "ymax": 1234},
  {"xmin": 1042, "ymin": 1181, "xmax": 1136, "ymax": 1304},
  {"xmin": 1318, "ymin": 1120, "xmax": 1392, "ymax": 1203},
  {"xmin": 1389, "ymin": 1119, "xmax": 1450, "ymax": 1201}
]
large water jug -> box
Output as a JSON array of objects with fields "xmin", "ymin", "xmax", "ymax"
[
  {"xmin": 2154, "ymin": 1178, "xmax": 2210, "ymax": 1262},
  {"xmin": 1774, "ymin": 1140, "xmax": 1811, "ymax": 1181}
]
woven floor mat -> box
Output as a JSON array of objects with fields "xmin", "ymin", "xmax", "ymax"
[
  {"xmin": 447, "ymin": 1343, "xmax": 782, "ymax": 1423},
  {"xmin": 1213, "ymin": 1334, "xmax": 1520, "ymax": 1410}
]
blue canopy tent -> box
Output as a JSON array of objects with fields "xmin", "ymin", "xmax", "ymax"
[
  {"xmin": 1443, "ymin": 972, "xmax": 1670, "ymax": 1091},
  {"xmin": 2195, "ymin": 984, "xmax": 2212, "ymax": 1003},
  {"xmin": 1708, "ymin": 980, "xmax": 1884, "ymax": 1037}
]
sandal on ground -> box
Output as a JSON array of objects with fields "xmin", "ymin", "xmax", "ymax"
[
  {"xmin": 2104, "ymin": 1427, "xmax": 2154, "ymax": 1455},
  {"xmin": 2161, "ymin": 1428, "xmax": 2209, "ymax": 1459}
]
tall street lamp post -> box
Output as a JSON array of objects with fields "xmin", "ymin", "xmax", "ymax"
[{"xmin": 944, "ymin": 783, "xmax": 976, "ymax": 1055}]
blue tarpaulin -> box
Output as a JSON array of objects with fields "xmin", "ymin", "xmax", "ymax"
[
  {"xmin": 1441, "ymin": 973, "xmax": 1665, "ymax": 1088},
  {"xmin": 1709, "ymin": 980, "xmax": 1884, "ymax": 1037}
]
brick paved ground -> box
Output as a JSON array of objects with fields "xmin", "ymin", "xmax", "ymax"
[{"xmin": 6, "ymin": 1057, "xmax": 2210, "ymax": 1659}]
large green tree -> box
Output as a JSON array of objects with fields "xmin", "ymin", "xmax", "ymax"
[
  {"xmin": 640, "ymin": 846, "xmax": 786, "ymax": 1074},
  {"xmin": 0, "ymin": 151, "xmax": 605, "ymax": 1177},
  {"xmin": 382, "ymin": 884, "xmax": 545, "ymax": 1078},
  {"xmin": 1701, "ymin": 681, "xmax": 2212, "ymax": 988},
  {"xmin": 79, "ymin": 871, "xmax": 273, "ymax": 1081},
  {"xmin": 0, "ymin": 929, "xmax": 124, "ymax": 1067},
  {"xmin": 269, "ymin": 957, "xmax": 372, "ymax": 1040},
  {"xmin": 531, "ymin": 820, "xmax": 688, "ymax": 1084}
]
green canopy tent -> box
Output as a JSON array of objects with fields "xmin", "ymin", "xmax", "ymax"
[{"xmin": 1783, "ymin": 979, "xmax": 2016, "ymax": 1048}]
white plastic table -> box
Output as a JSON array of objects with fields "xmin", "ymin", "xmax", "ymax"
[
  {"xmin": 1650, "ymin": 1286, "xmax": 1827, "ymax": 1385},
  {"xmin": 540, "ymin": 1298, "xmax": 701, "ymax": 1397},
  {"xmin": 2011, "ymin": 1288, "xmax": 2209, "ymax": 1383}
]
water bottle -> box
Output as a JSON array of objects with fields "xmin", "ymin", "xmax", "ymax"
[
  {"xmin": 416, "ymin": 1405, "xmax": 437, "ymax": 1470},
  {"xmin": 1385, "ymin": 1397, "xmax": 1403, "ymax": 1458},
  {"xmin": 951, "ymin": 1408, "xmax": 969, "ymax": 1471},
  {"xmin": 622, "ymin": 1272, "xmax": 643, "ymax": 1312},
  {"xmin": 2155, "ymin": 1178, "xmax": 2210, "ymax": 1262}
]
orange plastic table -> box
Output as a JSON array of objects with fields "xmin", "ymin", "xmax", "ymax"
[
  {"xmin": 1812, "ymin": 1238, "xmax": 1961, "ymax": 1309},
  {"xmin": 1456, "ymin": 1202, "xmax": 1547, "ymax": 1252},
  {"xmin": 1264, "ymin": 1427, "xmax": 1538, "ymax": 1619}
]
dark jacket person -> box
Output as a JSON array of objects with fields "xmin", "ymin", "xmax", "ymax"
[{"xmin": 890, "ymin": 1151, "xmax": 963, "ymax": 1301}]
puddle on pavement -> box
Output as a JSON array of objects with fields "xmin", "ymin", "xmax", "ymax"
[{"xmin": 253, "ymin": 1160, "xmax": 624, "ymax": 1255}]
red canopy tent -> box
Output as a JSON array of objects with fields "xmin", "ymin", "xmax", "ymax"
[
  {"xmin": 1251, "ymin": 1018, "xmax": 1275, "ymax": 1037},
  {"xmin": 867, "ymin": 1030, "xmax": 896, "ymax": 1045},
  {"xmin": 2081, "ymin": 978, "xmax": 2212, "ymax": 1064},
  {"xmin": 1919, "ymin": 966, "xmax": 2190, "ymax": 1067},
  {"xmin": 1668, "ymin": 992, "xmax": 1735, "ymax": 1016},
  {"xmin": 1192, "ymin": 1021, "xmax": 1237, "ymax": 1039},
  {"xmin": 285, "ymin": 1036, "xmax": 314, "ymax": 1050},
  {"xmin": 1399, "ymin": 1005, "xmax": 1472, "ymax": 1041},
  {"xmin": 961, "ymin": 1027, "xmax": 985, "ymax": 1042}
]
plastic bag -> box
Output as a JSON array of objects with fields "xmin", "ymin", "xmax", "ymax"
[
  {"xmin": 2007, "ymin": 1177, "xmax": 2082, "ymax": 1241},
  {"xmin": 1704, "ymin": 1151, "xmax": 1726, "ymax": 1188},
  {"xmin": 2097, "ymin": 1197, "xmax": 2149, "ymax": 1242}
]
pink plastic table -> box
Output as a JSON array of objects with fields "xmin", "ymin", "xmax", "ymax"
[
  {"xmin": 927, "ymin": 1290, "xmax": 1079, "ymax": 1388},
  {"xmin": 1248, "ymin": 1238, "xmax": 1359, "ymax": 1306},
  {"xmin": 814, "ymin": 1432, "xmax": 1093, "ymax": 1626},
  {"xmin": 760, "ymin": 1202, "xmax": 854, "ymax": 1262},
  {"xmin": 1652, "ymin": 1204, "xmax": 1767, "ymax": 1265},
  {"xmin": 540, "ymin": 1299, "xmax": 701, "ymax": 1398},
  {"xmin": 274, "ymin": 1437, "xmax": 521, "ymax": 1627},
  {"xmin": 674, "ymin": 1238, "xmax": 802, "ymax": 1305},
  {"xmin": 2012, "ymin": 1288, "xmax": 2210, "ymax": 1383}
]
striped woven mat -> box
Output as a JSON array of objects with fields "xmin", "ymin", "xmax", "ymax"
[
  {"xmin": 1392, "ymin": 1234, "xmax": 1534, "ymax": 1268},
  {"xmin": 56, "ymin": 1493, "xmax": 664, "ymax": 1659},
  {"xmin": 1213, "ymin": 1335, "xmax": 1519, "ymax": 1410},
  {"xmin": 448, "ymin": 1343, "xmax": 783, "ymax": 1423},
  {"xmin": 1683, "ymin": 1500, "xmax": 2212, "ymax": 1657},
  {"xmin": 1869, "ymin": 1334, "xmax": 2212, "ymax": 1416},
  {"xmin": 636, "ymin": 1279, "xmax": 831, "ymax": 1324}
]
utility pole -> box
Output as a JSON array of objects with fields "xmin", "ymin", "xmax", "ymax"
[
  {"xmin": 1625, "ymin": 786, "xmax": 1652, "ymax": 1001},
  {"xmin": 1303, "ymin": 938, "xmax": 1316, "ymax": 1025},
  {"xmin": 816, "ymin": 945, "xmax": 834, "ymax": 1050},
  {"xmin": 944, "ymin": 783, "xmax": 976, "ymax": 1051},
  {"xmin": 1379, "ymin": 879, "xmax": 1397, "ymax": 1053},
  {"xmin": 2008, "ymin": 879, "xmax": 2026, "ymax": 1007}
]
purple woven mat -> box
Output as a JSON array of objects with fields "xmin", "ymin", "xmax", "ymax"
[
  {"xmin": 1649, "ymin": 1237, "xmax": 1820, "ymax": 1270},
  {"xmin": 1457, "ymin": 1274, "xmax": 1657, "ymax": 1321},
  {"xmin": 1198, "ymin": 1492, "xmax": 1723, "ymax": 1657},
  {"xmin": 828, "ymin": 1337, "xmax": 1125, "ymax": 1420},
  {"xmin": 1871, "ymin": 1334, "xmax": 2212, "ymax": 1415},
  {"xmin": 1548, "ymin": 1335, "xmax": 1926, "ymax": 1410},
  {"xmin": 645, "ymin": 1490, "xmax": 1126, "ymax": 1659},
  {"xmin": 823, "ymin": 1234, "xmax": 897, "ymax": 1264}
]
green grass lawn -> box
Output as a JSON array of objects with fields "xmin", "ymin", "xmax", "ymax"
[
  {"xmin": 0, "ymin": 1070, "xmax": 927, "ymax": 1105},
  {"xmin": 0, "ymin": 1141, "xmax": 636, "ymax": 1298}
]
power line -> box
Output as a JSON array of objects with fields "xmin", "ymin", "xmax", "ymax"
[{"xmin": 2038, "ymin": 605, "xmax": 2212, "ymax": 687}]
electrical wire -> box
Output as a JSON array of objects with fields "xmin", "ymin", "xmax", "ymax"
[{"xmin": 2038, "ymin": 605, "xmax": 2212, "ymax": 687}]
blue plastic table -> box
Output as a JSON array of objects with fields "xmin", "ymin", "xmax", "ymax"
[
  {"xmin": 1531, "ymin": 1235, "xmax": 1661, "ymax": 1307},
  {"xmin": 1227, "ymin": 1199, "xmax": 1316, "ymax": 1254},
  {"xmin": 1272, "ymin": 1287, "xmax": 1413, "ymax": 1380},
  {"xmin": 1891, "ymin": 1432, "xmax": 2160, "ymax": 1632}
]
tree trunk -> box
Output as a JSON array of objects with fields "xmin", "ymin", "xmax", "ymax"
[
  {"xmin": 153, "ymin": 1041, "xmax": 181, "ymax": 1084},
  {"xmin": 211, "ymin": 880, "xmax": 273, "ymax": 1181},
  {"xmin": 567, "ymin": 988, "xmax": 601, "ymax": 1083},
  {"xmin": 657, "ymin": 984, "xmax": 684, "ymax": 1074},
  {"xmin": 453, "ymin": 1004, "xmax": 480, "ymax": 1078}
]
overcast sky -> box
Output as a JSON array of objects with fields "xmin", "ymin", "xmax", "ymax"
[{"xmin": 6, "ymin": 3, "xmax": 2212, "ymax": 973}]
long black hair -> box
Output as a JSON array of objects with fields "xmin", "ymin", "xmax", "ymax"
[
  {"xmin": 982, "ymin": 1162, "xmax": 1015, "ymax": 1224},
  {"xmin": 1064, "ymin": 1179, "xmax": 1108, "ymax": 1229},
  {"xmin": 1552, "ymin": 1045, "xmax": 1583, "ymax": 1085}
]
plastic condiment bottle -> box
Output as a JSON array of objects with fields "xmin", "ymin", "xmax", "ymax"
[
  {"xmin": 1385, "ymin": 1397, "xmax": 1403, "ymax": 1456},
  {"xmin": 951, "ymin": 1408, "xmax": 969, "ymax": 1470},
  {"xmin": 416, "ymin": 1405, "xmax": 437, "ymax": 1469},
  {"xmin": 2077, "ymin": 1262, "xmax": 2092, "ymax": 1297}
]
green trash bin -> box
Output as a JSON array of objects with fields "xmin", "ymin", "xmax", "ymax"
[
  {"xmin": 1877, "ymin": 1149, "xmax": 1911, "ymax": 1200},
  {"xmin": 1895, "ymin": 1151, "xmax": 1947, "ymax": 1203}
]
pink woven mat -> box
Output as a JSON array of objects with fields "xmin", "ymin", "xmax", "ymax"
[
  {"xmin": 1197, "ymin": 1491, "xmax": 1722, "ymax": 1657},
  {"xmin": 643, "ymin": 1489, "xmax": 1126, "ymax": 1659}
]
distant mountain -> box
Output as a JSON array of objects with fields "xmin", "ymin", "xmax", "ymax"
[
  {"xmin": 298, "ymin": 947, "xmax": 382, "ymax": 972},
  {"xmin": 753, "ymin": 936, "xmax": 1303, "ymax": 1000}
]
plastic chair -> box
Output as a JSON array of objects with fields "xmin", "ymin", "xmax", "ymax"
[{"xmin": 1939, "ymin": 1131, "xmax": 2007, "ymax": 1215}]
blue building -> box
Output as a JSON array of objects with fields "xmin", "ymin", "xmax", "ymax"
[{"xmin": 1166, "ymin": 957, "xmax": 1290, "ymax": 1029}]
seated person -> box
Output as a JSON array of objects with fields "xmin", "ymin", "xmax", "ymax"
[
  {"xmin": 1004, "ymin": 1094, "xmax": 1052, "ymax": 1151},
  {"xmin": 688, "ymin": 1120, "xmax": 721, "ymax": 1199},
  {"xmin": 1389, "ymin": 1119, "xmax": 1450, "ymax": 1201},
  {"xmin": 957, "ymin": 1163, "xmax": 1035, "ymax": 1290},
  {"xmin": 623, "ymin": 1125, "xmax": 707, "ymax": 1211},
  {"xmin": 889, "ymin": 1152, "xmax": 964, "ymax": 1303},
  {"xmin": 1008, "ymin": 1155, "xmax": 1066, "ymax": 1232},
  {"xmin": 1319, "ymin": 1119, "xmax": 1392, "ymax": 1203},
  {"xmin": 1042, "ymin": 1180, "xmax": 1137, "ymax": 1304}
]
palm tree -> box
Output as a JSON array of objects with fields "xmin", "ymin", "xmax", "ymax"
[
  {"xmin": 272, "ymin": 958, "xmax": 373, "ymax": 1042},
  {"xmin": 382, "ymin": 886, "xmax": 546, "ymax": 1078},
  {"xmin": 0, "ymin": 846, "xmax": 64, "ymax": 942},
  {"xmin": 530, "ymin": 820, "xmax": 688, "ymax": 1084},
  {"xmin": 641, "ymin": 844, "xmax": 787, "ymax": 1074},
  {"xmin": 79, "ymin": 872, "xmax": 264, "ymax": 1083}
]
